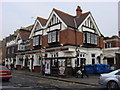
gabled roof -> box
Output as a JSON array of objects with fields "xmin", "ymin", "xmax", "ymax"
[
  {"xmin": 53, "ymin": 8, "xmax": 90, "ymax": 28},
  {"xmin": 53, "ymin": 8, "xmax": 75, "ymax": 28},
  {"xmin": 37, "ymin": 17, "xmax": 48, "ymax": 26},
  {"xmin": 104, "ymin": 35, "xmax": 120, "ymax": 40},
  {"xmin": 21, "ymin": 24, "xmax": 33, "ymax": 31},
  {"xmin": 19, "ymin": 30, "xmax": 31, "ymax": 41},
  {"xmin": 75, "ymin": 12, "xmax": 90, "ymax": 28}
]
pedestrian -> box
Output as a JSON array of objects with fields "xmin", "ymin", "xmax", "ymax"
[
  {"xmin": 10, "ymin": 63, "xmax": 14, "ymax": 70},
  {"xmin": 80, "ymin": 64, "xmax": 88, "ymax": 78},
  {"xmin": 76, "ymin": 68, "xmax": 82, "ymax": 78},
  {"xmin": 42, "ymin": 64, "xmax": 45, "ymax": 76}
]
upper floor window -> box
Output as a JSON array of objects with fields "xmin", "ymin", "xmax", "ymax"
[
  {"xmin": 25, "ymin": 44, "xmax": 30, "ymax": 50},
  {"xmin": 104, "ymin": 42, "xmax": 115, "ymax": 48},
  {"xmin": 48, "ymin": 31, "xmax": 59, "ymax": 43},
  {"xmin": 33, "ymin": 35, "xmax": 41, "ymax": 46},
  {"xmin": 18, "ymin": 44, "xmax": 25, "ymax": 51},
  {"xmin": 84, "ymin": 32, "xmax": 98, "ymax": 45}
]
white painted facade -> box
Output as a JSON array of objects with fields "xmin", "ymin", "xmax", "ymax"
[
  {"xmin": 103, "ymin": 47, "xmax": 120, "ymax": 65},
  {"xmin": 6, "ymin": 40, "xmax": 16, "ymax": 47}
]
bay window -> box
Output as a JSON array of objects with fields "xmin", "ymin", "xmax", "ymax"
[
  {"xmin": 85, "ymin": 32, "xmax": 98, "ymax": 45},
  {"xmin": 33, "ymin": 35, "xmax": 41, "ymax": 46},
  {"xmin": 48, "ymin": 30, "xmax": 59, "ymax": 43}
]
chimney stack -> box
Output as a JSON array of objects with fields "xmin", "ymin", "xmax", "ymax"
[{"xmin": 76, "ymin": 6, "xmax": 82, "ymax": 17}]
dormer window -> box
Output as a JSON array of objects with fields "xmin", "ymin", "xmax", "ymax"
[
  {"xmin": 48, "ymin": 30, "xmax": 59, "ymax": 43},
  {"xmin": 33, "ymin": 35, "xmax": 41, "ymax": 46}
]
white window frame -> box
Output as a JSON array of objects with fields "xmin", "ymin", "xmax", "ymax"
[
  {"xmin": 91, "ymin": 34, "xmax": 95, "ymax": 44},
  {"xmin": 87, "ymin": 32, "xmax": 91, "ymax": 43},
  {"xmin": 52, "ymin": 31, "xmax": 56, "ymax": 42},
  {"xmin": 48, "ymin": 31, "xmax": 59, "ymax": 43},
  {"xmin": 94, "ymin": 35, "xmax": 98, "ymax": 45},
  {"xmin": 48, "ymin": 33, "xmax": 51, "ymax": 43},
  {"xmin": 33, "ymin": 36, "xmax": 40, "ymax": 46}
]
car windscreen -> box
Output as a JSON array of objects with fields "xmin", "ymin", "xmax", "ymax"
[{"xmin": 0, "ymin": 67, "xmax": 9, "ymax": 70}]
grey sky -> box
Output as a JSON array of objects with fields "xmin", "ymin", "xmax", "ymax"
[{"xmin": 1, "ymin": 1, "xmax": 119, "ymax": 40}]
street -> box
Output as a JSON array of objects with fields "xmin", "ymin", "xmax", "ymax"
[{"xmin": 1, "ymin": 71, "xmax": 106, "ymax": 90}]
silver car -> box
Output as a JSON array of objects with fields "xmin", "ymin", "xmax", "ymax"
[{"xmin": 99, "ymin": 69, "xmax": 120, "ymax": 90}]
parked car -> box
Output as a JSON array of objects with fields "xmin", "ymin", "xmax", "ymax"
[
  {"xmin": 0, "ymin": 66, "xmax": 12, "ymax": 81},
  {"xmin": 99, "ymin": 69, "xmax": 120, "ymax": 90}
]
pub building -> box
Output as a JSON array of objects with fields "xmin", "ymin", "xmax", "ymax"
[{"xmin": 27, "ymin": 6, "xmax": 104, "ymax": 76}]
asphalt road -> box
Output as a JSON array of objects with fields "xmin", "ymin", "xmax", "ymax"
[{"xmin": 1, "ymin": 72, "xmax": 105, "ymax": 90}]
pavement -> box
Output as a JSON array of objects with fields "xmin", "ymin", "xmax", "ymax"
[{"xmin": 13, "ymin": 70, "xmax": 100, "ymax": 86}]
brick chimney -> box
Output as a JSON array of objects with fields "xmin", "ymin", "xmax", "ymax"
[{"xmin": 76, "ymin": 6, "xmax": 82, "ymax": 17}]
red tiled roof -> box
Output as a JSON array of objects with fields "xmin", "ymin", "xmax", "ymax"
[
  {"xmin": 19, "ymin": 30, "xmax": 31, "ymax": 41},
  {"xmin": 35, "ymin": 7, "xmax": 90, "ymax": 29},
  {"xmin": 75, "ymin": 12, "xmax": 90, "ymax": 27},
  {"xmin": 37, "ymin": 17, "xmax": 48, "ymax": 26},
  {"xmin": 53, "ymin": 8, "xmax": 90, "ymax": 28}
]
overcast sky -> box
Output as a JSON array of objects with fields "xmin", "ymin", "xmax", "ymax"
[{"xmin": 0, "ymin": 0, "xmax": 119, "ymax": 40}]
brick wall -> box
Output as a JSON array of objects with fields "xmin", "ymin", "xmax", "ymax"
[
  {"xmin": 31, "ymin": 29, "xmax": 103, "ymax": 49},
  {"xmin": 60, "ymin": 29, "xmax": 83, "ymax": 46},
  {"xmin": 98, "ymin": 37, "xmax": 104, "ymax": 48},
  {"xmin": 41, "ymin": 29, "xmax": 84, "ymax": 48}
]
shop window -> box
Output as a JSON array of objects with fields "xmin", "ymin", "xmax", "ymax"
[
  {"xmin": 58, "ymin": 60, "xmax": 65, "ymax": 67},
  {"xmin": 67, "ymin": 58, "xmax": 72, "ymax": 67}
]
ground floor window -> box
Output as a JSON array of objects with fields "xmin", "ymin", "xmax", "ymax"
[
  {"xmin": 66, "ymin": 58, "xmax": 72, "ymax": 67},
  {"xmin": 75, "ymin": 58, "xmax": 86, "ymax": 67},
  {"xmin": 52, "ymin": 59, "xmax": 58, "ymax": 67},
  {"xmin": 91, "ymin": 54, "xmax": 95, "ymax": 64},
  {"xmin": 107, "ymin": 58, "xmax": 114, "ymax": 66}
]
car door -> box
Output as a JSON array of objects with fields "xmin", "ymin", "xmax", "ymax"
[{"xmin": 115, "ymin": 71, "xmax": 120, "ymax": 86}]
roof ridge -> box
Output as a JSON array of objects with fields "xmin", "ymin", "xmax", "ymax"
[
  {"xmin": 53, "ymin": 8, "xmax": 75, "ymax": 17},
  {"xmin": 37, "ymin": 17, "xmax": 48, "ymax": 21},
  {"xmin": 82, "ymin": 11, "xmax": 90, "ymax": 15}
]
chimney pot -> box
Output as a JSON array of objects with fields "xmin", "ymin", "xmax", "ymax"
[{"xmin": 76, "ymin": 6, "xmax": 82, "ymax": 17}]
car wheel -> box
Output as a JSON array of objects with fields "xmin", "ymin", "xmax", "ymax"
[{"xmin": 107, "ymin": 81, "xmax": 119, "ymax": 90}]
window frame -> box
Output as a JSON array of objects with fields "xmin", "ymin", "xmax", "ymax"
[
  {"xmin": 47, "ymin": 30, "xmax": 59, "ymax": 43},
  {"xmin": 33, "ymin": 35, "xmax": 41, "ymax": 46},
  {"xmin": 85, "ymin": 32, "xmax": 98, "ymax": 45}
]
